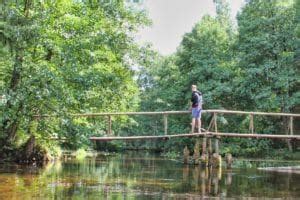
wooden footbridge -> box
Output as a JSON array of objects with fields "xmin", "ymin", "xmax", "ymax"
[
  {"xmin": 38, "ymin": 109, "xmax": 300, "ymax": 142},
  {"xmin": 37, "ymin": 109, "xmax": 299, "ymax": 166},
  {"xmin": 82, "ymin": 109, "xmax": 299, "ymax": 141}
]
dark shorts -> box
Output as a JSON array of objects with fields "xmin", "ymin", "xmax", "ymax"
[{"xmin": 192, "ymin": 107, "xmax": 202, "ymax": 119}]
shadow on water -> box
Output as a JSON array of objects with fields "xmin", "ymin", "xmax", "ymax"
[{"xmin": 0, "ymin": 151, "xmax": 300, "ymax": 199}]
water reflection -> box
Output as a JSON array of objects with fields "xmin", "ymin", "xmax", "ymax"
[{"xmin": 0, "ymin": 152, "xmax": 299, "ymax": 199}]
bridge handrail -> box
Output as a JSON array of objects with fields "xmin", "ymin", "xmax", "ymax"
[{"xmin": 35, "ymin": 109, "xmax": 300, "ymax": 118}]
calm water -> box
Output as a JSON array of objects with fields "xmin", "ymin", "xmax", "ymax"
[{"xmin": 0, "ymin": 152, "xmax": 299, "ymax": 200}]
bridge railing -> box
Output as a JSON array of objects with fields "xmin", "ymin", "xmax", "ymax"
[{"xmin": 35, "ymin": 109, "xmax": 299, "ymax": 137}]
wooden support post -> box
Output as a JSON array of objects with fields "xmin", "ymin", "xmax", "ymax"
[
  {"xmin": 287, "ymin": 116, "xmax": 294, "ymax": 152},
  {"xmin": 183, "ymin": 165, "xmax": 189, "ymax": 181},
  {"xmin": 207, "ymin": 115, "xmax": 214, "ymax": 131},
  {"xmin": 212, "ymin": 112, "xmax": 221, "ymax": 168},
  {"xmin": 164, "ymin": 114, "xmax": 168, "ymax": 135},
  {"xmin": 213, "ymin": 175, "xmax": 219, "ymax": 195},
  {"xmin": 225, "ymin": 153, "xmax": 233, "ymax": 169},
  {"xmin": 107, "ymin": 115, "xmax": 112, "ymax": 135},
  {"xmin": 214, "ymin": 113, "xmax": 218, "ymax": 133},
  {"xmin": 208, "ymin": 166, "xmax": 212, "ymax": 193},
  {"xmin": 200, "ymin": 167, "xmax": 206, "ymax": 196},
  {"xmin": 201, "ymin": 137, "xmax": 208, "ymax": 166},
  {"xmin": 249, "ymin": 114, "xmax": 254, "ymax": 134},
  {"xmin": 202, "ymin": 137, "xmax": 207, "ymax": 155},
  {"xmin": 183, "ymin": 146, "xmax": 190, "ymax": 164},
  {"xmin": 215, "ymin": 138, "xmax": 219, "ymax": 155},
  {"xmin": 208, "ymin": 138, "xmax": 212, "ymax": 156},
  {"xmin": 211, "ymin": 153, "xmax": 222, "ymax": 168},
  {"xmin": 214, "ymin": 112, "xmax": 220, "ymax": 155},
  {"xmin": 193, "ymin": 166, "xmax": 200, "ymax": 187},
  {"xmin": 290, "ymin": 117, "xmax": 294, "ymax": 135},
  {"xmin": 286, "ymin": 116, "xmax": 293, "ymax": 151},
  {"xmin": 193, "ymin": 139, "xmax": 200, "ymax": 164},
  {"xmin": 225, "ymin": 170, "xmax": 233, "ymax": 185}
]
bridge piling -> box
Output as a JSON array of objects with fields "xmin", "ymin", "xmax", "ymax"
[
  {"xmin": 193, "ymin": 140, "xmax": 200, "ymax": 164},
  {"xmin": 183, "ymin": 146, "xmax": 190, "ymax": 164},
  {"xmin": 213, "ymin": 112, "xmax": 221, "ymax": 167},
  {"xmin": 225, "ymin": 153, "xmax": 233, "ymax": 169},
  {"xmin": 201, "ymin": 137, "xmax": 208, "ymax": 165}
]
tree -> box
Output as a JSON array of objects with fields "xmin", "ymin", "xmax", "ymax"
[
  {"xmin": 236, "ymin": 0, "xmax": 299, "ymax": 112},
  {"xmin": 0, "ymin": 0, "xmax": 149, "ymax": 158},
  {"xmin": 132, "ymin": 2, "xmax": 236, "ymax": 153},
  {"xmin": 133, "ymin": 0, "xmax": 299, "ymax": 156},
  {"xmin": 176, "ymin": 15, "xmax": 235, "ymax": 111}
]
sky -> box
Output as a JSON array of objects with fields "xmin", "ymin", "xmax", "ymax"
[{"xmin": 135, "ymin": 0, "xmax": 245, "ymax": 55}]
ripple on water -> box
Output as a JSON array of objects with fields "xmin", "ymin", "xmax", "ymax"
[{"xmin": 0, "ymin": 154, "xmax": 300, "ymax": 199}]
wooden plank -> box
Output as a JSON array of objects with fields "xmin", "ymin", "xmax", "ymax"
[
  {"xmin": 90, "ymin": 133, "xmax": 207, "ymax": 141},
  {"xmin": 90, "ymin": 132, "xmax": 300, "ymax": 141}
]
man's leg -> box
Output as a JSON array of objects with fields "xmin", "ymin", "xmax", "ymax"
[
  {"xmin": 191, "ymin": 118, "xmax": 196, "ymax": 133},
  {"xmin": 197, "ymin": 108, "xmax": 202, "ymax": 133},
  {"xmin": 197, "ymin": 118, "xmax": 201, "ymax": 133}
]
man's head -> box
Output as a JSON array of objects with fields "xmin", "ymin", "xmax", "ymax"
[{"xmin": 191, "ymin": 85, "xmax": 197, "ymax": 91}]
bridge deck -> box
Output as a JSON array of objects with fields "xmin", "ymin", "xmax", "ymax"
[{"xmin": 90, "ymin": 132, "xmax": 300, "ymax": 141}]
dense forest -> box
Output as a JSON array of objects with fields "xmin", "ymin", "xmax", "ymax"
[{"xmin": 0, "ymin": 0, "xmax": 299, "ymax": 162}]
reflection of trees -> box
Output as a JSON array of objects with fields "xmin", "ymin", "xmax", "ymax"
[
  {"xmin": 0, "ymin": 154, "xmax": 299, "ymax": 199},
  {"xmin": 0, "ymin": 162, "xmax": 62, "ymax": 199}
]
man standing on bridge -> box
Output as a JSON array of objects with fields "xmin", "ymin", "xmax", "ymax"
[{"xmin": 190, "ymin": 85, "xmax": 203, "ymax": 133}]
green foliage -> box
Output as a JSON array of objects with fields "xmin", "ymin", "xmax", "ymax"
[
  {"xmin": 74, "ymin": 148, "xmax": 87, "ymax": 160},
  {"xmin": 0, "ymin": 0, "xmax": 298, "ymax": 159},
  {"xmin": 134, "ymin": 0, "xmax": 299, "ymax": 157},
  {"xmin": 236, "ymin": 0, "xmax": 299, "ymax": 112},
  {"xmin": 0, "ymin": 1, "xmax": 149, "ymax": 154}
]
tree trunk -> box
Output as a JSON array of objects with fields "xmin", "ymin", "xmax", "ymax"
[
  {"xmin": 24, "ymin": 135, "xmax": 35, "ymax": 159},
  {"xmin": 2, "ymin": 51, "xmax": 23, "ymax": 143},
  {"xmin": 1, "ymin": 1, "xmax": 31, "ymax": 145},
  {"xmin": 24, "ymin": 0, "xmax": 33, "ymax": 17}
]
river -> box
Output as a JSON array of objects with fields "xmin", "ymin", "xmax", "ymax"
[{"xmin": 0, "ymin": 151, "xmax": 299, "ymax": 199}]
